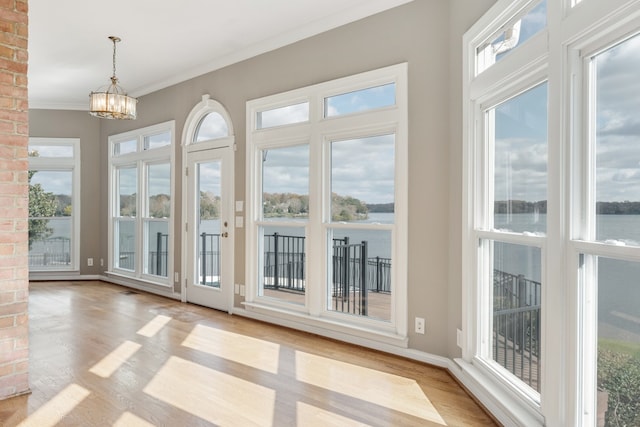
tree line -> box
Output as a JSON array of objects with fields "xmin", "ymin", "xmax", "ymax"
[{"xmin": 495, "ymin": 200, "xmax": 640, "ymax": 214}]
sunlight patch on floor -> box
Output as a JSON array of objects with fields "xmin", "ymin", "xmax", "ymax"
[
  {"xmin": 144, "ymin": 356, "xmax": 276, "ymax": 426},
  {"xmin": 89, "ymin": 340, "xmax": 142, "ymax": 378},
  {"xmin": 295, "ymin": 351, "xmax": 447, "ymax": 425},
  {"xmin": 16, "ymin": 384, "xmax": 90, "ymax": 427},
  {"xmin": 296, "ymin": 401, "xmax": 373, "ymax": 427},
  {"xmin": 113, "ymin": 411, "xmax": 156, "ymax": 427},
  {"xmin": 137, "ymin": 314, "xmax": 172, "ymax": 337},
  {"xmin": 181, "ymin": 323, "xmax": 280, "ymax": 374}
]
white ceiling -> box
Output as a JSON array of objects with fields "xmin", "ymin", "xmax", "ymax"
[{"xmin": 28, "ymin": 0, "xmax": 413, "ymax": 110}]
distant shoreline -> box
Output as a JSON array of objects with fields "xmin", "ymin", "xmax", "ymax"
[{"xmin": 494, "ymin": 200, "xmax": 640, "ymax": 214}]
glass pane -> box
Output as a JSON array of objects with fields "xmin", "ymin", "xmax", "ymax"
[
  {"xmin": 324, "ymin": 83, "xmax": 396, "ymax": 117},
  {"xmin": 596, "ymin": 257, "xmax": 640, "ymax": 427},
  {"xmin": 147, "ymin": 163, "xmax": 171, "ymax": 218},
  {"xmin": 28, "ymin": 218, "xmax": 71, "ymax": 270},
  {"xmin": 116, "ymin": 219, "xmax": 136, "ymax": 271},
  {"xmin": 198, "ymin": 161, "xmax": 221, "ymax": 288},
  {"xmin": 28, "ymin": 170, "xmax": 72, "ymax": 217},
  {"xmin": 195, "ymin": 112, "xmax": 228, "ymax": 141},
  {"xmin": 28, "ymin": 144, "xmax": 73, "ymax": 158},
  {"xmin": 594, "ymin": 34, "xmax": 640, "ymax": 245},
  {"xmin": 260, "ymin": 225, "xmax": 306, "ymax": 305},
  {"xmin": 476, "ymin": 0, "xmax": 547, "ymax": 74},
  {"xmin": 117, "ymin": 166, "xmax": 137, "ymax": 217},
  {"xmin": 144, "ymin": 220, "xmax": 168, "ymax": 277},
  {"xmin": 328, "ymin": 228, "xmax": 391, "ymax": 321},
  {"xmin": 492, "ymin": 82, "xmax": 548, "ymax": 234},
  {"xmin": 114, "ymin": 139, "xmax": 137, "ymax": 155},
  {"xmin": 257, "ymin": 102, "xmax": 309, "ymax": 129},
  {"xmin": 488, "ymin": 240, "xmax": 541, "ymax": 392},
  {"xmin": 331, "ymin": 134, "xmax": 395, "ymax": 223},
  {"xmin": 262, "ymin": 145, "xmax": 309, "ymax": 221},
  {"xmin": 144, "ymin": 132, "xmax": 171, "ymax": 150}
]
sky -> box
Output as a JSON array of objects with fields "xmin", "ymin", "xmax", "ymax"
[
  {"xmin": 492, "ymin": 0, "xmax": 640, "ymax": 204},
  {"xmin": 260, "ymin": 84, "xmax": 396, "ymax": 205}
]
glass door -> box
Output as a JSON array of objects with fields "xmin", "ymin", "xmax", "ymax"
[{"xmin": 186, "ymin": 147, "xmax": 233, "ymax": 311}]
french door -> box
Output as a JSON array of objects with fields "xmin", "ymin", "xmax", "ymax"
[{"xmin": 185, "ymin": 146, "xmax": 233, "ymax": 311}]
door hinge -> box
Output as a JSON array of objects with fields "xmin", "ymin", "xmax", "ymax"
[
  {"xmin": 185, "ymin": 166, "xmax": 188, "ymax": 176},
  {"xmin": 185, "ymin": 222, "xmax": 188, "ymax": 232}
]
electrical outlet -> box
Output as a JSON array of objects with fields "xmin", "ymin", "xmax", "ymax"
[
  {"xmin": 415, "ymin": 317, "xmax": 425, "ymax": 334},
  {"xmin": 87, "ymin": 258, "xmax": 93, "ymax": 266},
  {"xmin": 457, "ymin": 328, "xmax": 463, "ymax": 348},
  {"xmin": 174, "ymin": 272, "xmax": 179, "ymax": 283},
  {"xmin": 240, "ymin": 285, "xmax": 245, "ymax": 297},
  {"xmin": 234, "ymin": 284, "xmax": 240, "ymax": 294},
  {"xmin": 100, "ymin": 258, "xmax": 104, "ymax": 267}
]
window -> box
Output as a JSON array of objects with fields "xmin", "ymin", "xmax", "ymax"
[
  {"xmin": 28, "ymin": 138, "xmax": 80, "ymax": 272},
  {"xmin": 476, "ymin": 0, "xmax": 547, "ymax": 75},
  {"xmin": 256, "ymin": 102, "xmax": 309, "ymax": 129},
  {"xmin": 109, "ymin": 122, "xmax": 174, "ymax": 285},
  {"xmin": 479, "ymin": 80, "xmax": 548, "ymax": 397},
  {"xmin": 247, "ymin": 63, "xmax": 407, "ymax": 339},
  {"xmin": 580, "ymin": 32, "xmax": 640, "ymax": 427},
  {"xmin": 464, "ymin": 0, "xmax": 640, "ymax": 425},
  {"xmin": 259, "ymin": 144, "xmax": 309, "ymax": 306}
]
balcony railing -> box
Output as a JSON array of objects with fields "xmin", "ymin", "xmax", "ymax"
[{"xmin": 493, "ymin": 269, "xmax": 541, "ymax": 391}]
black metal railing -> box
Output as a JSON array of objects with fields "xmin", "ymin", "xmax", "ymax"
[
  {"xmin": 260, "ymin": 234, "xmax": 392, "ymax": 317},
  {"xmin": 332, "ymin": 237, "xmax": 368, "ymax": 316},
  {"xmin": 28, "ymin": 237, "xmax": 71, "ymax": 267},
  {"xmin": 493, "ymin": 269, "xmax": 541, "ymax": 391},
  {"xmin": 200, "ymin": 232, "xmax": 221, "ymax": 286},
  {"xmin": 263, "ymin": 232, "xmax": 305, "ymax": 292},
  {"xmin": 116, "ymin": 232, "xmax": 169, "ymax": 277}
]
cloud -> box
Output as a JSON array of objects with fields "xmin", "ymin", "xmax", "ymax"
[{"xmin": 595, "ymin": 33, "xmax": 640, "ymax": 201}]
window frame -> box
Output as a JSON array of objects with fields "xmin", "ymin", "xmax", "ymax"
[
  {"xmin": 28, "ymin": 137, "xmax": 80, "ymax": 275},
  {"xmin": 245, "ymin": 63, "xmax": 408, "ymax": 343},
  {"xmin": 108, "ymin": 121, "xmax": 175, "ymax": 286},
  {"xmin": 463, "ymin": 0, "xmax": 640, "ymax": 425}
]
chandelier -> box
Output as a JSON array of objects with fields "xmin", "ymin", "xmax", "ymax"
[{"xmin": 89, "ymin": 36, "xmax": 137, "ymax": 120}]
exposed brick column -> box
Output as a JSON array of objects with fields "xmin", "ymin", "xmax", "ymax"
[{"xmin": 0, "ymin": 0, "xmax": 30, "ymax": 400}]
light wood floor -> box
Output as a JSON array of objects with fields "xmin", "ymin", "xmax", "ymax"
[{"xmin": 0, "ymin": 281, "xmax": 498, "ymax": 427}]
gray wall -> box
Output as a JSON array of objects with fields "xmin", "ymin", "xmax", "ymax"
[{"xmin": 29, "ymin": 0, "xmax": 497, "ymax": 358}]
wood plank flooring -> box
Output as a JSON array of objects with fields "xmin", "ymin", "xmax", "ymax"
[{"xmin": 0, "ymin": 281, "xmax": 498, "ymax": 427}]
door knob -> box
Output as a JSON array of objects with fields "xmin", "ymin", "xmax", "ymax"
[{"xmin": 222, "ymin": 232, "xmax": 229, "ymax": 238}]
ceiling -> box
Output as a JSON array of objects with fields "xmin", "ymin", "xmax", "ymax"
[{"xmin": 28, "ymin": 0, "xmax": 413, "ymax": 110}]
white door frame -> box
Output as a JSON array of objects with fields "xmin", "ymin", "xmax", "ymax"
[{"xmin": 180, "ymin": 95, "xmax": 235, "ymax": 312}]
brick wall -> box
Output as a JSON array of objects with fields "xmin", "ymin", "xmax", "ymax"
[{"xmin": 0, "ymin": 0, "xmax": 29, "ymax": 400}]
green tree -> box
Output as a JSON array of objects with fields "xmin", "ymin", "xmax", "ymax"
[
  {"xmin": 28, "ymin": 169, "xmax": 57, "ymax": 249},
  {"xmin": 199, "ymin": 191, "xmax": 220, "ymax": 219}
]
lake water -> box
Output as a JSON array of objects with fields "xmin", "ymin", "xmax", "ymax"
[{"xmin": 495, "ymin": 213, "xmax": 640, "ymax": 344}]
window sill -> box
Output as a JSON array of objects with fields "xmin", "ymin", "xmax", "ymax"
[
  {"xmin": 452, "ymin": 358, "xmax": 544, "ymax": 427},
  {"xmin": 239, "ymin": 301, "xmax": 409, "ymax": 350}
]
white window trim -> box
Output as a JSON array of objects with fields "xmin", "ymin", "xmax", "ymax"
[
  {"xmin": 180, "ymin": 94, "xmax": 236, "ymax": 303},
  {"xmin": 462, "ymin": 0, "xmax": 640, "ymax": 426},
  {"xmin": 28, "ymin": 137, "xmax": 81, "ymax": 275},
  {"xmin": 245, "ymin": 63, "xmax": 408, "ymax": 344},
  {"xmin": 108, "ymin": 121, "xmax": 175, "ymax": 287}
]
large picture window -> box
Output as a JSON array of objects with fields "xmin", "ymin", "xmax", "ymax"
[
  {"xmin": 247, "ymin": 64, "xmax": 407, "ymax": 339},
  {"xmin": 109, "ymin": 122, "xmax": 174, "ymax": 285},
  {"xmin": 28, "ymin": 138, "xmax": 80, "ymax": 272},
  {"xmin": 463, "ymin": 0, "xmax": 640, "ymax": 425}
]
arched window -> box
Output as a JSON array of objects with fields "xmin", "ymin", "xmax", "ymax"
[
  {"xmin": 183, "ymin": 95, "xmax": 234, "ymax": 148},
  {"xmin": 194, "ymin": 112, "xmax": 228, "ymax": 142}
]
